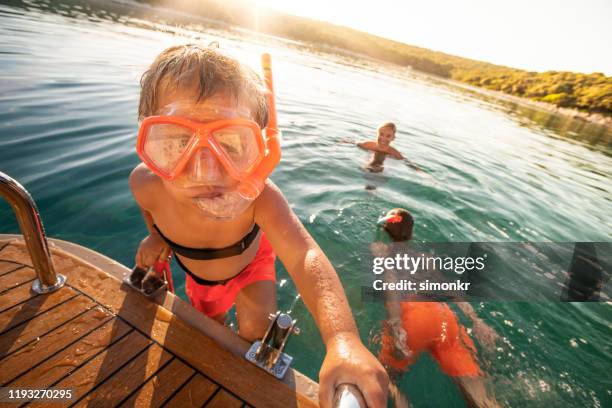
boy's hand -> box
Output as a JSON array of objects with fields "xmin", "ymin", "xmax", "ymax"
[
  {"xmin": 319, "ymin": 333, "xmax": 389, "ymax": 408},
  {"xmin": 135, "ymin": 234, "xmax": 166, "ymax": 269}
]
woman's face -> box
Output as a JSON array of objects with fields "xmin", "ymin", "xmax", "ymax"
[{"xmin": 377, "ymin": 126, "xmax": 395, "ymax": 147}]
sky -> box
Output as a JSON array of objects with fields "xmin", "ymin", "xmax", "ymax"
[{"xmin": 252, "ymin": 0, "xmax": 612, "ymax": 75}]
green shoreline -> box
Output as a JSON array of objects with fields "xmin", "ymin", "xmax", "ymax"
[{"xmin": 136, "ymin": 0, "xmax": 611, "ymax": 121}]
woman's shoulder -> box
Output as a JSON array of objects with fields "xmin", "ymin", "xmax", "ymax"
[{"xmin": 358, "ymin": 140, "xmax": 379, "ymax": 150}]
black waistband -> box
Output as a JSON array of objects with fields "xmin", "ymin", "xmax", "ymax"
[
  {"xmin": 153, "ymin": 223, "xmax": 260, "ymax": 260},
  {"xmin": 174, "ymin": 254, "xmax": 245, "ymax": 286}
]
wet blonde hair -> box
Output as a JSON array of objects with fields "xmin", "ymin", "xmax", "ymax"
[
  {"xmin": 378, "ymin": 122, "xmax": 397, "ymax": 134},
  {"xmin": 138, "ymin": 44, "xmax": 269, "ymax": 127}
]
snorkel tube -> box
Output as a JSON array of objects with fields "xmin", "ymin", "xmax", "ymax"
[
  {"xmin": 237, "ymin": 53, "xmax": 282, "ymax": 200},
  {"xmin": 377, "ymin": 214, "xmax": 403, "ymax": 226}
]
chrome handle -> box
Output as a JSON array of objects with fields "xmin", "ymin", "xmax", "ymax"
[
  {"xmin": 0, "ymin": 171, "xmax": 65, "ymax": 293},
  {"xmin": 333, "ymin": 383, "xmax": 367, "ymax": 408}
]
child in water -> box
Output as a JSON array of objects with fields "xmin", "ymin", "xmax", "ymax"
[
  {"xmin": 374, "ymin": 209, "xmax": 500, "ymax": 407},
  {"xmin": 130, "ymin": 44, "xmax": 388, "ymax": 407},
  {"xmin": 357, "ymin": 122, "xmax": 404, "ymax": 172}
]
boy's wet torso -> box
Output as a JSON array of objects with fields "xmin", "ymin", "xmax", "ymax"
[{"xmin": 137, "ymin": 163, "xmax": 264, "ymax": 280}]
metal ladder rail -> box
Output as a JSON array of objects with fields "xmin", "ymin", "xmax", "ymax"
[{"xmin": 0, "ymin": 171, "xmax": 65, "ymax": 293}]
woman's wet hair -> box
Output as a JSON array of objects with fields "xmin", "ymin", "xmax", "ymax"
[
  {"xmin": 383, "ymin": 208, "xmax": 414, "ymax": 242},
  {"xmin": 139, "ymin": 43, "xmax": 269, "ymax": 127},
  {"xmin": 378, "ymin": 121, "xmax": 397, "ymax": 134}
]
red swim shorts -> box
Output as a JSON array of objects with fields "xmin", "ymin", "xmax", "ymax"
[
  {"xmin": 379, "ymin": 302, "xmax": 481, "ymax": 377},
  {"xmin": 185, "ymin": 233, "xmax": 276, "ymax": 318}
]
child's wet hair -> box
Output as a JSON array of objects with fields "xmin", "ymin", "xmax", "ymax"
[
  {"xmin": 383, "ymin": 208, "xmax": 414, "ymax": 242},
  {"xmin": 378, "ymin": 122, "xmax": 397, "ymax": 134},
  {"xmin": 138, "ymin": 44, "xmax": 269, "ymax": 127}
]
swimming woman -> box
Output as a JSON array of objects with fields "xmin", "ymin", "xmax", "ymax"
[{"xmin": 357, "ymin": 122, "xmax": 404, "ymax": 172}]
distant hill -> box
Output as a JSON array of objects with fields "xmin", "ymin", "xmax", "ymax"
[{"xmin": 143, "ymin": 0, "xmax": 612, "ymax": 116}]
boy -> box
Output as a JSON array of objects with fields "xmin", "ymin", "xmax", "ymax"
[
  {"xmin": 130, "ymin": 44, "xmax": 387, "ymax": 407},
  {"xmin": 374, "ymin": 209, "xmax": 500, "ymax": 407},
  {"xmin": 357, "ymin": 122, "xmax": 404, "ymax": 172}
]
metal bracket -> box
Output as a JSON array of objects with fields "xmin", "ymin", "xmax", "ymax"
[
  {"xmin": 245, "ymin": 340, "xmax": 293, "ymax": 379},
  {"xmin": 245, "ymin": 311, "xmax": 299, "ymax": 379},
  {"xmin": 123, "ymin": 265, "xmax": 168, "ymax": 298},
  {"xmin": 32, "ymin": 274, "xmax": 67, "ymax": 294}
]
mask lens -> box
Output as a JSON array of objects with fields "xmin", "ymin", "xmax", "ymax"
[
  {"xmin": 143, "ymin": 124, "xmax": 193, "ymax": 173},
  {"xmin": 212, "ymin": 126, "xmax": 260, "ymax": 173},
  {"xmin": 181, "ymin": 148, "xmax": 229, "ymax": 186}
]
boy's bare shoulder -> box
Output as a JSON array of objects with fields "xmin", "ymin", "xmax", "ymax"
[
  {"xmin": 255, "ymin": 179, "xmax": 286, "ymax": 208},
  {"xmin": 253, "ymin": 180, "xmax": 294, "ymax": 224},
  {"xmin": 129, "ymin": 163, "xmax": 163, "ymax": 210}
]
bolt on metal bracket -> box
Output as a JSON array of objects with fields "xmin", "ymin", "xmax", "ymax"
[{"xmin": 245, "ymin": 311, "xmax": 299, "ymax": 379}]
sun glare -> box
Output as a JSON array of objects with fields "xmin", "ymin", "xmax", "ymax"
[{"xmin": 246, "ymin": 0, "xmax": 612, "ymax": 74}]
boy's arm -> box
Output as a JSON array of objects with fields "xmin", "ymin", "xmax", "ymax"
[
  {"xmin": 255, "ymin": 181, "xmax": 389, "ymax": 408},
  {"xmin": 129, "ymin": 164, "xmax": 159, "ymax": 234},
  {"xmin": 129, "ymin": 164, "xmax": 167, "ymax": 267}
]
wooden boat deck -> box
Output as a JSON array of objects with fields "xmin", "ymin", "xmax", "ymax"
[{"xmin": 0, "ymin": 238, "xmax": 318, "ymax": 408}]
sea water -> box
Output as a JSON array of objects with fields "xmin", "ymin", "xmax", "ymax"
[{"xmin": 0, "ymin": 1, "xmax": 610, "ymax": 406}]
